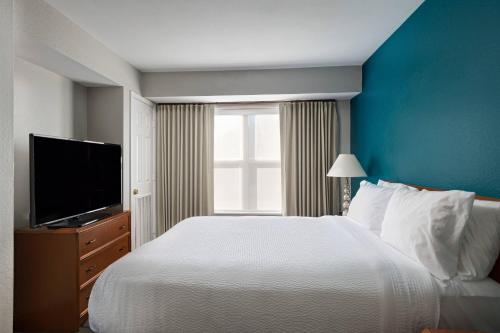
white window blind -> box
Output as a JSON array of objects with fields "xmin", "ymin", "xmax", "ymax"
[{"xmin": 214, "ymin": 104, "xmax": 281, "ymax": 214}]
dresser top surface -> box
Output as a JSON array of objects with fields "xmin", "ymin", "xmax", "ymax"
[{"xmin": 15, "ymin": 211, "xmax": 130, "ymax": 235}]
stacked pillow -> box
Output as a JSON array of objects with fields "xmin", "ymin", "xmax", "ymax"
[
  {"xmin": 457, "ymin": 199, "xmax": 500, "ymax": 280},
  {"xmin": 346, "ymin": 181, "xmax": 396, "ymax": 235},
  {"xmin": 380, "ymin": 189, "xmax": 474, "ymax": 279},
  {"xmin": 376, "ymin": 179, "xmax": 418, "ymax": 191},
  {"xmin": 348, "ymin": 180, "xmax": 500, "ymax": 281}
]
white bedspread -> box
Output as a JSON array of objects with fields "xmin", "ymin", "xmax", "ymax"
[{"xmin": 89, "ymin": 216, "xmax": 439, "ymax": 333}]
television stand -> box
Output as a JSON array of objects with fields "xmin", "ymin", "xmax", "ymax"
[
  {"xmin": 14, "ymin": 211, "xmax": 131, "ymax": 332},
  {"xmin": 47, "ymin": 211, "xmax": 112, "ymax": 228}
]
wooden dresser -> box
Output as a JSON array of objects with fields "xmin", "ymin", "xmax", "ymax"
[{"xmin": 14, "ymin": 211, "xmax": 131, "ymax": 332}]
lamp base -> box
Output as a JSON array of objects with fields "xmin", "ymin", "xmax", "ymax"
[{"xmin": 342, "ymin": 177, "xmax": 351, "ymax": 216}]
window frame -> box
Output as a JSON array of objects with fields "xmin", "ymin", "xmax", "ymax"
[{"xmin": 214, "ymin": 103, "xmax": 281, "ymax": 215}]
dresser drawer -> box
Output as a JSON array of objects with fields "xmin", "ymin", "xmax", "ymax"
[
  {"xmin": 79, "ymin": 214, "xmax": 129, "ymax": 257},
  {"xmin": 79, "ymin": 234, "xmax": 129, "ymax": 285},
  {"xmin": 79, "ymin": 279, "xmax": 96, "ymax": 314}
]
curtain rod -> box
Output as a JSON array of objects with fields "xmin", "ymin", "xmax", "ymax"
[{"xmin": 156, "ymin": 99, "xmax": 337, "ymax": 106}]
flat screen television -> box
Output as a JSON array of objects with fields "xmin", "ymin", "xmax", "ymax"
[{"xmin": 30, "ymin": 134, "xmax": 122, "ymax": 228}]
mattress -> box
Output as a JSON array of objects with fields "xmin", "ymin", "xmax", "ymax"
[
  {"xmin": 435, "ymin": 278, "xmax": 500, "ymax": 333},
  {"xmin": 89, "ymin": 215, "xmax": 439, "ymax": 333}
]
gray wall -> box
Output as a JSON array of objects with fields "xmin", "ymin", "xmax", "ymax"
[
  {"xmin": 87, "ymin": 87, "xmax": 124, "ymax": 145},
  {"xmin": 87, "ymin": 86, "xmax": 131, "ymax": 210},
  {"xmin": 122, "ymin": 89, "xmax": 131, "ymax": 211},
  {"xmin": 13, "ymin": 58, "xmax": 88, "ymax": 229},
  {"xmin": 12, "ymin": 63, "xmax": 132, "ymax": 229},
  {"xmin": 337, "ymin": 100, "xmax": 351, "ymax": 154},
  {"xmin": 142, "ymin": 66, "xmax": 361, "ymax": 101},
  {"xmin": 0, "ymin": 0, "xmax": 14, "ymax": 330},
  {"xmin": 142, "ymin": 66, "xmax": 354, "ymax": 162}
]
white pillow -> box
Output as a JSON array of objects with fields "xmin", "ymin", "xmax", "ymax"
[
  {"xmin": 381, "ymin": 189, "xmax": 475, "ymax": 280},
  {"xmin": 457, "ymin": 199, "xmax": 500, "ymax": 280},
  {"xmin": 347, "ymin": 181, "xmax": 396, "ymax": 235},
  {"xmin": 377, "ymin": 179, "xmax": 419, "ymax": 191}
]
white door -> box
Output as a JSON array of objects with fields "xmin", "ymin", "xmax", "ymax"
[{"xmin": 131, "ymin": 92, "xmax": 155, "ymax": 249}]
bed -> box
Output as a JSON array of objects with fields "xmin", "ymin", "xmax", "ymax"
[
  {"xmin": 89, "ymin": 183, "xmax": 500, "ymax": 333},
  {"xmin": 89, "ymin": 215, "xmax": 440, "ymax": 332}
]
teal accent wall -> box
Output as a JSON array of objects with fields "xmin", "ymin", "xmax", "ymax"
[{"xmin": 351, "ymin": 0, "xmax": 500, "ymax": 197}]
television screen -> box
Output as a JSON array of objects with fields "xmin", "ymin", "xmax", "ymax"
[{"xmin": 30, "ymin": 134, "xmax": 122, "ymax": 227}]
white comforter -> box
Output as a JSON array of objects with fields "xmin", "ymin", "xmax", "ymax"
[{"xmin": 89, "ymin": 216, "xmax": 439, "ymax": 333}]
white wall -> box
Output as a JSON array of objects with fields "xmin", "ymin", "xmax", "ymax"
[
  {"xmin": 0, "ymin": 0, "xmax": 14, "ymax": 330},
  {"xmin": 14, "ymin": 0, "xmax": 141, "ymax": 93},
  {"xmin": 13, "ymin": 58, "xmax": 88, "ymax": 229}
]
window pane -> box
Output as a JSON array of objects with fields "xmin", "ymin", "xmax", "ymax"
[
  {"xmin": 214, "ymin": 168, "xmax": 243, "ymax": 211},
  {"xmin": 257, "ymin": 167, "xmax": 281, "ymax": 212},
  {"xmin": 254, "ymin": 114, "xmax": 280, "ymax": 161},
  {"xmin": 214, "ymin": 115, "xmax": 243, "ymax": 161}
]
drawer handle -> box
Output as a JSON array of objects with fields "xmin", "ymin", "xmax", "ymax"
[
  {"xmin": 85, "ymin": 265, "xmax": 96, "ymax": 273},
  {"xmin": 118, "ymin": 247, "xmax": 126, "ymax": 253},
  {"xmin": 85, "ymin": 239, "xmax": 97, "ymax": 245},
  {"xmin": 119, "ymin": 225, "xmax": 126, "ymax": 230}
]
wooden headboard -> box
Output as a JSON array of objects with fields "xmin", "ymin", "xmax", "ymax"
[
  {"xmin": 395, "ymin": 182, "xmax": 500, "ymax": 283},
  {"xmin": 410, "ymin": 184, "xmax": 500, "ymax": 202}
]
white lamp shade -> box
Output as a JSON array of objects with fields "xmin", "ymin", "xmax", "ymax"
[{"xmin": 327, "ymin": 154, "xmax": 367, "ymax": 178}]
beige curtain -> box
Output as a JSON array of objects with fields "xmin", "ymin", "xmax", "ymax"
[
  {"xmin": 279, "ymin": 101, "xmax": 339, "ymax": 216},
  {"xmin": 156, "ymin": 104, "xmax": 214, "ymax": 234}
]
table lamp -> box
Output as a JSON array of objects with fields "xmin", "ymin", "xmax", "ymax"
[{"xmin": 327, "ymin": 154, "xmax": 366, "ymax": 215}]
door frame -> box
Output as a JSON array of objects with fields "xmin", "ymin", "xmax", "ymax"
[{"xmin": 130, "ymin": 91, "xmax": 156, "ymax": 249}]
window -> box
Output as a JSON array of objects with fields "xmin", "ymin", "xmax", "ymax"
[{"xmin": 214, "ymin": 104, "xmax": 281, "ymax": 214}]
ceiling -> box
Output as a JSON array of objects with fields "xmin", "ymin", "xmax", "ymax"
[{"xmin": 45, "ymin": 0, "xmax": 423, "ymax": 72}]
